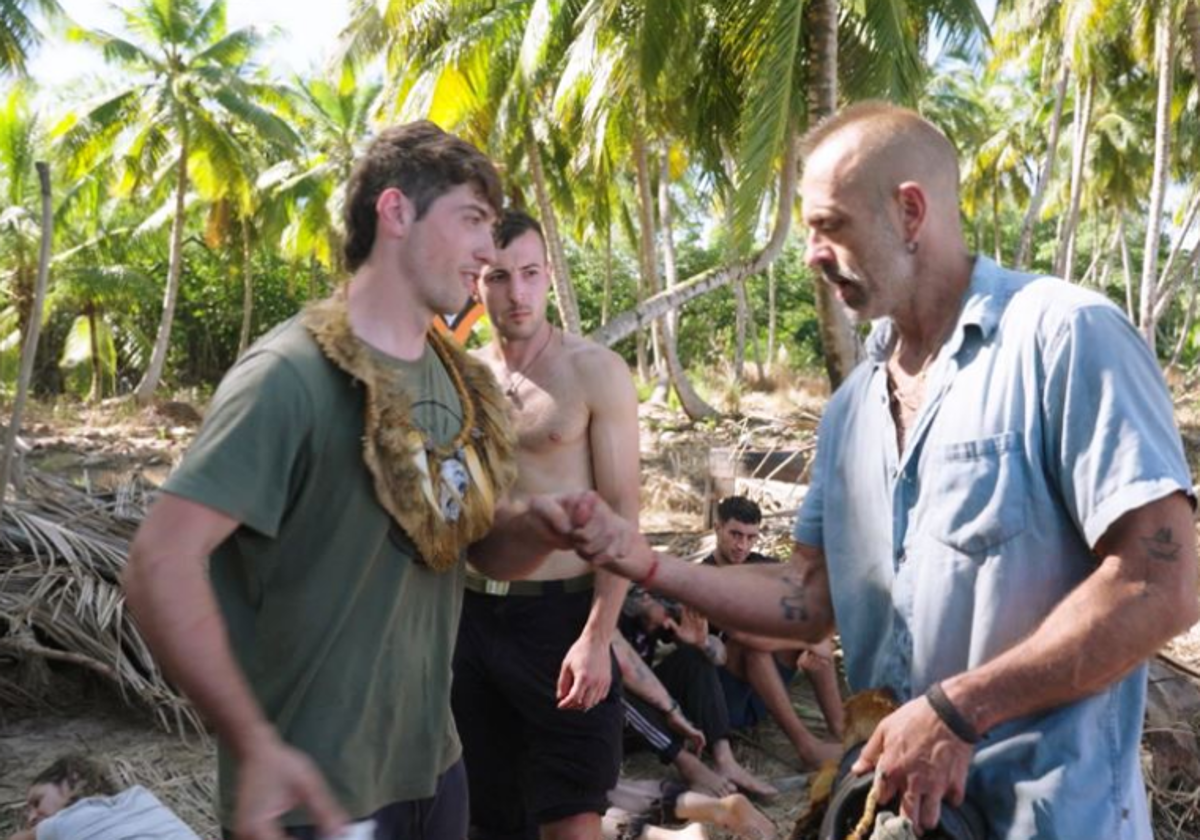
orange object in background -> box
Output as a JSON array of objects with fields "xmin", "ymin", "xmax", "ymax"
[{"xmin": 434, "ymin": 300, "xmax": 485, "ymax": 345}]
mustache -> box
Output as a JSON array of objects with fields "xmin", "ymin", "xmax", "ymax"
[{"xmin": 820, "ymin": 263, "xmax": 862, "ymax": 286}]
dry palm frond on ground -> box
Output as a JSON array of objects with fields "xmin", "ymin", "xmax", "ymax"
[{"xmin": 0, "ymin": 467, "xmax": 202, "ymax": 734}]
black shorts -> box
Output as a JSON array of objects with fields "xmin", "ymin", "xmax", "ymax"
[{"xmin": 452, "ymin": 586, "xmax": 623, "ymax": 840}]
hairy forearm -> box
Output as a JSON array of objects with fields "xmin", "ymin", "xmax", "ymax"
[
  {"xmin": 618, "ymin": 548, "xmax": 834, "ymax": 642},
  {"xmin": 949, "ymin": 496, "xmax": 1199, "ymax": 734},
  {"xmin": 124, "ymin": 547, "xmax": 275, "ymax": 758}
]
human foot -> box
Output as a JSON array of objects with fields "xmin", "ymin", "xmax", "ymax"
[
  {"xmin": 797, "ymin": 738, "xmax": 844, "ymax": 770},
  {"xmin": 712, "ymin": 759, "xmax": 778, "ymax": 800},
  {"xmin": 675, "ymin": 752, "xmax": 736, "ymax": 797},
  {"xmin": 713, "ymin": 793, "xmax": 776, "ymax": 840}
]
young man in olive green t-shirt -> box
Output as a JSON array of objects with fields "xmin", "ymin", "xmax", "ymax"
[{"xmin": 124, "ymin": 122, "xmax": 633, "ymax": 840}]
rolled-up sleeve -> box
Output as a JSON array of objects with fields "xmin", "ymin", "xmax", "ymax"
[{"xmin": 1039, "ymin": 303, "xmax": 1195, "ymax": 549}]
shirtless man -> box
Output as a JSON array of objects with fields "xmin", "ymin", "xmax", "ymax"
[
  {"xmin": 452, "ymin": 210, "xmax": 640, "ymax": 840},
  {"xmin": 704, "ymin": 496, "xmax": 843, "ymax": 769}
]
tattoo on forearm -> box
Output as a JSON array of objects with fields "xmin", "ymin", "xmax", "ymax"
[
  {"xmin": 779, "ymin": 575, "xmax": 808, "ymax": 622},
  {"xmin": 1141, "ymin": 527, "xmax": 1181, "ymax": 563}
]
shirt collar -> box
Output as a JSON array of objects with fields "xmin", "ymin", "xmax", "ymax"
[{"xmin": 865, "ymin": 255, "xmax": 1008, "ymax": 364}]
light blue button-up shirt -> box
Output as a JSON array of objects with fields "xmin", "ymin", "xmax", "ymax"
[{"xmin": 794, "ymin": 257, "xmax": 1195, "ymax": 839}]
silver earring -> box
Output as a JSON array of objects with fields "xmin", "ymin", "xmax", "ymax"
[{"xmin": 906, "ymin": 241, "xmax": 918, "ymax": 254}]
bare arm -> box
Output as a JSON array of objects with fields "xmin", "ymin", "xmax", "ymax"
[
  {"xmin": 124, "ymin": 494, "xmax": 347, "ymax": 839},
  {"xmin": 558, "ymin": 348, "xmax": 641, "ymax": 708},
  {"xmin": 612, "ymin": 633, "xmax": 705, "ymax": 752},
  {"xmin": 857, "ymin": 492, "xmax": 1200, "ymax": 831},
  {"xmin": 950, "ymin": 491, "xmax": 1198, "ymax": 730},
  {"xmin": 589, "ymin": 540, "xmax": 836, "ymax": 644},
  {"xmin": 468, "ymin": 495, "xmax": 577, "ymax": 580}
]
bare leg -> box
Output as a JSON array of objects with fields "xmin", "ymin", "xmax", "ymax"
[
  {"xmin": 673, "ymin": 751, "xmax": 736, "ymax": 797},
  {"xmin": 542, "ymin": 812, "xmax": 602, "ymax": 840},
  {"xmin": 674, "ymin": 792, "xmax": 776, "ymax": 840},
  {"xmin": 734, "ymin": 645, "xmax": 841, "ymax": 769},
  {"xmin": 710, "ymin": 739, "xmax": 778, "ymax": 798},
  {"xmin": 793, "ymin": 648, "xmax": 845, "ymax": 740}
]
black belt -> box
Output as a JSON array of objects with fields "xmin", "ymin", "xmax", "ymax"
[{"xmin": 464, "ymin": 571, "xmax": 595, "ymax": 597}]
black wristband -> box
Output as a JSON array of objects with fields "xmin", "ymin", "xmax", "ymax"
[{"xmin": 925, "ymin": 681, "xmax": 982, "ymax": 744}]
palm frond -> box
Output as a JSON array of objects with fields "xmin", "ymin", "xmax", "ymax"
[{"xmin": 730, "ymin": 0, "xmax": 803, "ymax": 254}]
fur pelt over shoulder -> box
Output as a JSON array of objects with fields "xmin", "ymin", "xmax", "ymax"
[{"xmin": 303, "ymin": 295, "xmax": 517, "ymax": 572}]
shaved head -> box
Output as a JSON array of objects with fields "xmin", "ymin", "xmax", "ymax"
[{"xmin": 801, "ymin": 101, "xmax": 961, "ymax": 207}]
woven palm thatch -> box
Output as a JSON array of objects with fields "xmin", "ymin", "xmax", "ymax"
[{"xmin": 0, "ymin": 468, "xmax": 203, "ymax": 735}]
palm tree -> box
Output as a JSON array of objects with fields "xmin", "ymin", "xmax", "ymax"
[
  {"xmin": 0, "ymin": 0, "xmax": 63, "ymax": 76},
  {"xmin": 0, "ymin": 81, "xmax": 44, "ymax": 352},
  {"xmin": 341, "ymin": 0, "xmax": 587, "ymax": 334},
  {"xmin": 59, "ymin": 0, "xmax": 298, "ymax": 404}
]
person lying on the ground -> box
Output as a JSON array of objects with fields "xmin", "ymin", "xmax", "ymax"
[
  {"xmin": 602, "ymin": 778, "xmax": 776, "ymax": 840},
  {"xmin": 614, "ymin": 588, "xmax": 776, "ymax": 799},
  {"xmin": 10, "ymin": 753, "xmax": 201, "ymax": 840},
  {"xmin": 702, "ymin": 497, "xmax": 843, "ymax": 769}
]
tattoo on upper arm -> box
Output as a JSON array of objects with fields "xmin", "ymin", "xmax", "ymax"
[
  {"xmin": 779, "ymin": 574, "xmax": 808, "ymax": 622},
  {"xmin": 1141, "ymin": 528, "xmax": 1181, "ymax": 563}
]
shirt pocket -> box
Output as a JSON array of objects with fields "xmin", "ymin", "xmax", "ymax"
[{"xmin": 921, "ymin": 430, "xmax": 1029, "ymax": 554}]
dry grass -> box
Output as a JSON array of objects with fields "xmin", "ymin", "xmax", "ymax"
[{"xmin": 1, "ymin": 373, "xmax": 1198, "ymax": 838}]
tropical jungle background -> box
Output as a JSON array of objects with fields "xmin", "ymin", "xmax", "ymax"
[
  {"xmin": 3, "ymin": 2, "xmax": 1200, "ymax": 837},
  {"xmin": 1, "ymin": 0, "xmax": 1198, "ymax": 414}
]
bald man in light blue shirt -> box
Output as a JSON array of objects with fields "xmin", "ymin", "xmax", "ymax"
[{"xmin": 575, "ymin": 102, "xmax": 1198, "ymax": 840}]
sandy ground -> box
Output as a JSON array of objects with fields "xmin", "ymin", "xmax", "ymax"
[{"xmin": 1, "ymin": 387, "xmax": 1199, "ymax": 838}]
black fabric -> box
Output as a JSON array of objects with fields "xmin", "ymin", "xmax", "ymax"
[
  {"xmin": 222, "ymin": 760, "xmax": 469, "ymax": 840},
  {"xmin": 453, "ymin": 588, "xmax": 623, "ymax": 840},
  {"xmin": 621, "ymin": 643, "xmax": 732, "ymax": 762}
]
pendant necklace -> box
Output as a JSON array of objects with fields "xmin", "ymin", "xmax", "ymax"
[{"xmin": 504, "ymin": 324, "xmax": 556, "ymax": 402}]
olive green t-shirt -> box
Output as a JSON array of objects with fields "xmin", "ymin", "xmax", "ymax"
[{"xmin": 163, "ymin": 316, "xmax": 466, "ymax": 828}]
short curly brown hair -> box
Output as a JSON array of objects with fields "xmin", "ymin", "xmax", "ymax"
[
  {"xmin": 31, "ymin": 754, "xmax": 118, "ymax": 803},
  {"xmin": 342, "ymin": 121, "xmax": 503, "ymax": 271}
]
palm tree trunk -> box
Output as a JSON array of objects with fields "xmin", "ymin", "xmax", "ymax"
[
  {"xmin": 1169, "ymin": 257, "xmax": 1200, "ymax": 368},
  {"xmin": 1138, "ymin": 7, "xmax": 1177, "ymax": 355},
  {"xmin": 992, "ymin": 178, "xmax": 1002, "ymax": 261},
  {"xmin": 87, "ymin": 307, "xmax": 102, "ymax": 403},
  {"xmin": 805, "ymin": 0, "xmax": 862, "ymax": 388},
  {"xmin": 592, "ymin": 128, "xmax": 799, "ymax": 349},
  {"xmin": 525, "ymin": 128, "xmax": 581, "ymax": 334},
  {"xmin": 1185, "ymin": 2, "xmax": 1200, "ymax": 80},
  {"xmin": 238, "ymin": 217, "xmax": 254, "ymax": 357},
  {"xmin": 135, "ymin": 137, "xmax": 190, "ymax": 405},
  {"xmin": 0, "ymin": 162, "xmax": 52, "ymax": 511},
  {"xmin": 602, "ymin": 232, "xmax": 613, "ymax": 326},
  {"xmin": 657, "ymin": 145, "xmax": 715, "ymax": 420},
  {"xmin": 1055, "ymin": 73, "xmax": 1094, "ymax": 282},
  {"xmin": 1152, "ymin": 187, "xmax": 1200, "ymax": 323},
  {"xmin": 733, "ymin": 278, "xmax": 747, "ymax": 381},
  {"xmin": 1118, "ymin": 214, "xmax": 1135, "ymax": 320},
  {"xmin": 767, "ymin": 262, "xmax": 776, "ymax": 372},
  {"xmin": 632, "ymin": 127, "xmax": 664, "ymax": 381},
  {"xmin": 1016, "ymin": 66, "xmax": 1070, "ymax": 270}
]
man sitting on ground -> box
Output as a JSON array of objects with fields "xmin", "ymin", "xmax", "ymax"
[
  {"xmin": 11, "ymin": 753, "xmax": 200, "ymax": 840},
  {"xmin": 704, "ymin": 497, "xmax": 843, "ymax": 768},
  {"xmin": 615, "ymin": 588, "xmax": 776, "ymax": 799}
]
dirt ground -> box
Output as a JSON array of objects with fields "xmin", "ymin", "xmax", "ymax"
[{"xmin": 1, "ymin": 384, "xmax": 1199, "ymax": 839}]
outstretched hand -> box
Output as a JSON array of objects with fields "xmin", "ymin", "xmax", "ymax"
[{"xmin": 664, "ymin": 606, "xmax": 709, "ymax": 648}]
